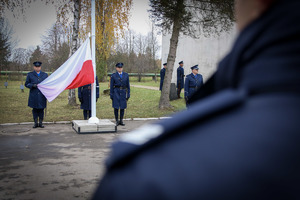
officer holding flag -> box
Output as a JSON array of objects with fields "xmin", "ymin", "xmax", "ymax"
[{"xmin": 25, "ymin": 61, "xmax": 48, "ymax": 128}]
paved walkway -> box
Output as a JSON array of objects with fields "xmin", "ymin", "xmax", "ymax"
[
  {"xmin": 131, "ymin": 84, "xmax": 159, "ymax": 91},
  {"xmin": 0, "ymin": 120, "xmax": 156, "ymax": 200}
]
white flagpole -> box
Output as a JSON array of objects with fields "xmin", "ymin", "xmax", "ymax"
[{"xmin": 88, "ymin": 0, "xmax": 99, "ymax": 123}]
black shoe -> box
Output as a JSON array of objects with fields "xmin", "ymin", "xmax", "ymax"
[
  {"xmin": 119, "ymin": 120, "xmax": 125, "ymax": 126},
  {"xmin": 33, "ymin": 123, "xmax": 38, "ymax": 128},
  {"xmin": 39, "ymin": 123, "xmax": 44, "ymax": 128},
  {"xmin": 116, "ymin": 120, "xmax": 120, "ymax": 126}
]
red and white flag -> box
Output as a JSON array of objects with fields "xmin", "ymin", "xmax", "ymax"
[{"xmin": 38, "ymin": 38, "xmax": 94, "ymax": 102}]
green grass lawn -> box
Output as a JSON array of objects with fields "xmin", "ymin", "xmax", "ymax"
[
  {"xmin": 130, "ymin": 77, "xmax": 160, "ymax": 88},
  {"xmin": 0, "ymin": 80, "xmax": 186, "ymax": 123}
]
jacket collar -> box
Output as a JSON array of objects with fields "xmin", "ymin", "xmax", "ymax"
[{"xmin": 33, "ymin": 71, "xmax": 42, "ymax": 76}]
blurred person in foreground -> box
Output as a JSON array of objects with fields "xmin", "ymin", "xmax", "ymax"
[{"xmin": 92, "ymin": 0, "xmax": 300, "ymax": 199}]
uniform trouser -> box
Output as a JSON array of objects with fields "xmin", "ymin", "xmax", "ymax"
[
  {"xmin": 32, "ymin": 108, "xmax": 44, "ymax": 122},
  {"xmin": 185, "ymin": 98, "xmax": 190, "ymax": 108},
  {"xmin": 83, "ymin": 110, "xmax": 91, "ymax": 120},
  {"xmin": 177, "ymin": 88, "xmax": 182, "ymax": 98},
  {"xmin": 114, "ymin": 108, "xmax": 125, "ymax": 121}
]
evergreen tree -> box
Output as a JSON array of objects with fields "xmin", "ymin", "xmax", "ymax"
[
  {"xmin": 29, "ymin": 46, "xmax": 49, "ymax": 71},
  {"xmin": 0, "ymin": 17, "xmax": 14, "ymax": 71}
]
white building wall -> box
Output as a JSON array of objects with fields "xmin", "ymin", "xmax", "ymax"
[{"xmin": 162, "ymin": 27, "xmax": 237, "ymax": 83}]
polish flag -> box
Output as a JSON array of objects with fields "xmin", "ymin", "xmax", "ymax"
[{"xmin": 38, "ymin": 38, "xmax": 94, "ymax": 102}]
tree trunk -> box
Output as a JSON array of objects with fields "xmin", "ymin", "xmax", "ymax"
[
  {"xmin": 159, "ymin": 8, "xmax": 181, "ymax": 109},
  {"xmin": 68, "ymin": 0, "xmax": 80, "ymax": 106}
]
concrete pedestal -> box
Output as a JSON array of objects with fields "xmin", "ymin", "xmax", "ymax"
[{"xmin": 72, "ymin": 119, "xmax": 117, "ymax": 134}]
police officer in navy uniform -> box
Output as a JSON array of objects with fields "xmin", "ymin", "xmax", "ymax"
[
  {"xmin": 176, "ymin": 61, "xmax": 184, "ymax": 98},
  {"xmin": 25, "ymin": 61, "xmax": 48, "ymax": 128},
  {"xmin": 184, "ymin": 65, "xmax": 203, "ymax": 106},
  {"xmin": 110, "ymin": 63, "xmax": 130, "ymax": 126},
  {"xmin": 78, "ymin": 76, "xmax": 99, "ymax": 120},
  {"xmin": 159, "ymin": 63, "xmax": 167, "ymax": 91},
  {"xmin": 92, "ymin": 0, "xmax": 300, "ymax": 199}
]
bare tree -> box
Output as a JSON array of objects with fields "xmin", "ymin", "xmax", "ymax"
[
  {"xmin": 41, "ymin": 23, "xmax": 70, "ymax": 71},
  {"xmin": 65, "ymin": 0, "xmax": 80, "ymax": 106},
  {"xmin": 41, "ymin": 23, "xmax": 67, "ymax": 58},
  {"xmin": 11, "ymin": 47, "xmax": 31, "ymax": 91},
  {"xmin": 108, "ymin": 28, "xmax": 160, "ymax": 78}
]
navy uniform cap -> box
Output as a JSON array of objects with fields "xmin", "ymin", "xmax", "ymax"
[
  {"xmin": 191, "ymin": 65, "xmax": 199, "ymax": 70},
  {"xmin": 116, "ymin": 63, "xmax": 124, "ymax": 68},
  {"xmin": 163, "ymin": 63, "xmax": 167, "ymax": 66},
  {"xmin": 33, "ymin": 61, "xmax": 42, "ymax": 67},
  {"xmin": 179, "ymin": 61, "xmax": 184, "ymax": 64}
]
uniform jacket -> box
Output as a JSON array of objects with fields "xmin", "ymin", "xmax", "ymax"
[
  {"xmin": 176, "ymin": 66, "xmax": 184, "ymax": 89},
  {"xmin": 25, "ymin": 71, "xmax": 48, "ymax": 109},
  {"xmin": 78, "ymin": 76, "xmax": 99, "ymax": 110},
  {"xmin": 184, "ymin": 73, "xmax": 203, "ymax": 100},
  {"xmin": 110, "ymin": 72, "xmax": 130, "ymax": 109},
  {"xmin": 159, "ymin": 68, "xmax": 166, "ymax": 91},
  {"xmin": 92, "ymin": 0, "xmax": 300, "ymax": 199}
]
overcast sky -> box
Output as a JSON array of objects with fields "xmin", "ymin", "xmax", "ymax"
[{"xmin": 4, "ymin": 0, "xmax": 156, "ymax": 50}]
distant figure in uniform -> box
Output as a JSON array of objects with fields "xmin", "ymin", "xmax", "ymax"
[
  {"xmin": 176, "ymin": 61, "xmax": 184, "ymax": 98},
  {"xmin": 92, "ymin": 0, "xmax": 300, "ymax": 199},
  {"xmin": 25, "ymin": 61, "xmax": 48, "ymax": 128},
  {"xmin": 110, "ymin": 63, "xmax": 130, "ymax": 126},
  {"xmin": 78, "ymin": 76, "xmax": 99, "ymax": 120},
  {"xmin": 159, "ymin": 63, "xmax": 167, "ymax": 91},
  {"xmin": 184, "ymin": 65, "xmax": 203, "ymax": 106}
]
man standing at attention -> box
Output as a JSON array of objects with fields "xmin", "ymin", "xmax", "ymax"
[
  {"xmin": 110, "ymin": 63, "xmax": 130, "ymax": 126},
  {"xmin": 184, "ymin": 65, "xmax": 203, "ymax": 106},
  {"xmin": 177, "ymin": 61, "xmax": 184, "ymax": 98},
  {"xmin": 78, "ymin": 76, "xmax": 99, "ymax": 120},
  {"xmin": 25, "ymin": 61, "xmax": 48, "ymax": 128},
  {"xmin": 159, "ymin": 63, "xmax": 167, "ymax": 91}
]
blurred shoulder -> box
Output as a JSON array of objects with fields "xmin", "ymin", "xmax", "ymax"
[{"xmin": 111, "ymin": 72, "xmax": 117, "ymax": 77}]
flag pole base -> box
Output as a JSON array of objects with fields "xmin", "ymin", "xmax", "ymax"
[
  {"xmin": 88, "ymin": 117, "xmax": 99, "ymax": 124},
  {"xmin": 72, "ymin": 119, "xmax": 117, "ymax": 134}
]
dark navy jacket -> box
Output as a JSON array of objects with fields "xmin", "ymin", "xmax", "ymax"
[
  {"xmin": 93, "ymin": 0, "xmax": 300, "ymax": 199},
  {"xmin": 78, "ymin": 76, "xmax": 99, "ymax": 110},
  {"xmin": 25, "ymin": 71, "xmax": 48, "ymax": 109},
  {"xmin": 176, "ymin": 66, "xmax": 184, "ymax": 89},
  {"xmin": 184, "ymin": 73, "xmax": 203, "ymax": 100},
  {"xmin": 159, "ymin": 68, "xmax": 166, "ymax": 91},
  {"xmin": 110, "ymin": 72, "xmax": 130, "ymax": 109}
]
